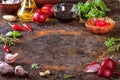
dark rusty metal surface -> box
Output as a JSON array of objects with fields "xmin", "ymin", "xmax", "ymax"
[{"xmin": 0, "ymin": 0, "xmax": 120, "ymax": 80}]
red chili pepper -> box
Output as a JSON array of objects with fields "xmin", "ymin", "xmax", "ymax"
[
  {"xmin": 8, "ymin": 22, "xmax": 25, "ymax": 31},
  {"xmin": 4, "ymin": 45, "xmax": 10, "ymax": 53},
  {"xmin": 22, "ymin": 23, "xmax": 32, "ymax": 31}
]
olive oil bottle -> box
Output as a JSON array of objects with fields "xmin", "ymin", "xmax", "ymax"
[{"xmin": 17, "ymin": 0, "xmax": 37, "ymax": 22}]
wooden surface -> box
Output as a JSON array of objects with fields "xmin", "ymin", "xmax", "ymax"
[{"xmin": 0, "ymin": 0, "xmax": 120, "ymax": 80}]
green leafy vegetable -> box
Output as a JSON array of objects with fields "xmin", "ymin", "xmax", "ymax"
[
  {"xmin": 104, "ymin": 38, "xmax": 120, "ymax": 53},
  {"xmin": 75, "ymin": 0, "xmax": 110, "ymax": 19}
]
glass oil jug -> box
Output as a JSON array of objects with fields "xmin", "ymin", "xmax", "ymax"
[{"xmin": 17, "ymin": 0, "xmax": 37, "ymax": 22}]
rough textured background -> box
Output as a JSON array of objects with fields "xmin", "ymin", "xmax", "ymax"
[{"xmin": 0, "ymin": 0, "xmax": 120, "ymax": 80}]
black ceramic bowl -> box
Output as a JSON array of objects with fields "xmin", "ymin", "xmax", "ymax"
[{"xmin": 52, "ymin": 3, "xmax": 78, "ymax": 23}]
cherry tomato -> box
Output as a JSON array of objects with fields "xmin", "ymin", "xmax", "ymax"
[
  {"xmin": 41, "ymin": 4, "xmax": 53, "ymax": 18},
  {"xmin": 96, "ymin": 19, "xmax": 110, "ymax": 27}
]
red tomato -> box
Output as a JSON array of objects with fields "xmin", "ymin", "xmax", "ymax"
[
  {"xmin": 33, "ymin": 11, "xmax": 47, "ymax": 23},
  {"xmin": 41, "ymin": 4, "xmax": 53, "ymax": 18},
  {"xmin": 96, "ymin": 19, "xmax": 110, "ymax": 27}
]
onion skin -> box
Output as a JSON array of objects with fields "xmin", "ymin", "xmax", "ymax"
[{"xmin": 85, "ymin": 62, "xmax": 101, "ymax": 73}]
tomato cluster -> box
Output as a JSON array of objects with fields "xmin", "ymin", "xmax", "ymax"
[
  {"xmin": 96, "ymin": 19, "xmax": 110, "ymax": 27},
  {"xmin": 33, "ymin": 4, "xmax": 54, "ymax": 23}
]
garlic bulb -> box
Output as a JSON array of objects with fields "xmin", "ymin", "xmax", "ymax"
[
  {"xmin": 15, "ymin": 65, "xmax": 28, "ymax": 76},
  {"xmin": 5, "ymin": 53, "xmax": 19, "ymax": 63},
  {"xmin": 0, "ymin": 62, "xmax": 13, "ymax": 74}
]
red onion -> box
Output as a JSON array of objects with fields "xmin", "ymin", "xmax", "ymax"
[
  {"xmin": 33, "ymin": 11, "xmax": 48, "ymax": 23},
  {"xmin": 85, "ymin": 62, "xmax": 101, "ymax": 73}
]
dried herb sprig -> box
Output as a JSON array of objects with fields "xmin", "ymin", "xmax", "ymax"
[
  {"xmin": 0, "ymin": 34, "xmax": 17, "ymax": 46},
  {"xmin": 104, "ymin": 38, "xmax": 120, "ymax": 53},
  {"xmin": 63, "ymin": 74, "xmax": 74, "ymax": 79}
]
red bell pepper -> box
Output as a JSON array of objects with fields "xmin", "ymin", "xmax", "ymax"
[
  {"xmin": 22, "ymin": 23, "xmax": 32, "ymax": 31},
  {"xmin": 4, "ymin": 45, "xmax": 10, "ymax": 53}
]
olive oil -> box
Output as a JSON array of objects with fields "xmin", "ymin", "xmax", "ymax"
[{"xmin": 17, "ymin": 0, "xmax": 36, "ymax": 22}]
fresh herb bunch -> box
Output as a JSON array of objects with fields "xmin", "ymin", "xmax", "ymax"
[
  {"xmin": 104, "ymin": 38, "xmax": 120, "ymax": 53},
  {"xmin": 75, "ymin": 0, "xmax": 110, "ymax": 19},
  {"xmin": 0, "ymin": 34, "xmax": 17, "ymax": 46}
]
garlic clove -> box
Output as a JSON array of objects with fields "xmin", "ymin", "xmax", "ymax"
[
  {"xmin": 3, "ymin": 15, "xmax": 16, "ymax": 22},
  {"xmin": 5, "ymin": 53, "xmax": 19, "ymax": 63},
  {"xmin": 44, "ymin": 70, "xmax": 51, "ymax": 75},
  {"xmin": 39, "ymin": 72, "xmax": 46, "ymax": 77},
  {"xmin": 15, "ymin": 65, "xmax": 28, "ymax": 76}
]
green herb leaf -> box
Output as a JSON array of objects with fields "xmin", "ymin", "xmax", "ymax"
[
  {"xmin": 11, "ymin": 31, "xmax": 22, "ymax": 38},
  {"xmin": 104, "ymin": 38, "xmax": 116, "ymax": 47},
  {"xmin": 31, "ymin": 63, "xmax": 40, "ymax": 69}
]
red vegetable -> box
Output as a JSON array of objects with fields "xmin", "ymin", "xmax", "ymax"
[
  {"xmin": 97, "ymin": 58, "xmax": 116, "ymax": 78},
  {"xmin": 85, "ymin": 62, "xmax": 101, "ymax": 73},
  {"xmin": 22, "ymin": 23, "xmax": 32, "ymax": 31},
  {"xmin": 33, "ymin": 11, "xmax": 47, "ymax": 23},
  {"xmin": 41, "ymin": 4, "xmax": 53, "ymax": 18},
  {"xmin": 96, "ymin": 19, "xmax": 110, "ymax": 27},
  {"xmin": 8, "ymin": 23, "xmax": 25, "ymax": 31},
  {"xmin": 4, "ymin": 45, "xmax": 10, "ymax": 53},
  {"xmin": 98, "ymin": 66, "xmax": 113, "ymax": 78},
  {"xmin": 101, "ymin": 58, "xmax": 116, "ymax": 71}
]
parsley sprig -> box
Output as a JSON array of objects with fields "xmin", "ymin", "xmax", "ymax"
[{"xmin": 104, "ymin": 38, "xmax": 120, "ymax": 53}]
